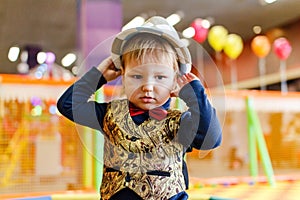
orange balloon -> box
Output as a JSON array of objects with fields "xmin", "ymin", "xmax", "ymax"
[{"xmin": 251, "ymin": 35, "xmax": 271, "ymax": 58}]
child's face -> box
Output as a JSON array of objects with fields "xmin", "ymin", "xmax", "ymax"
[{"xmin": 123, "ymin": 59, "xmax": 176, "ymax": 110}]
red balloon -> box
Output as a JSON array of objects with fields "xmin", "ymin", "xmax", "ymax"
[
  {"xmin": 191, "ymin": 18, "xmax": 208, "ymax": 43},
  {"xmin": 273, "ymin": 37, "xmax": 292, "ymax": 60}
]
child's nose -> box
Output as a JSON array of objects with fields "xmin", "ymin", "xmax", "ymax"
[{"xmin": 142, "ymin": 83, "xmax": 154, "ymax": 92}]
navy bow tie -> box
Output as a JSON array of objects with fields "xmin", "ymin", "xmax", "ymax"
[{"xmin": 129, "ymin": 102, "xmax": 168, "ymax": 121}]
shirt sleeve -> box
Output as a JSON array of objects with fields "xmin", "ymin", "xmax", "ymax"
[
  {"xmin": 57, "ymin": 67, "xmax": 108, "ymax": 131},
  {"xmin": 177, "ymin": 80, "xmax": 222, "ymax": 151}
]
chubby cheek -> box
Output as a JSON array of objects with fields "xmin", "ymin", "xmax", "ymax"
[
  {"xmin": 123, "ymin": 78, "xmax": 140, "ymax": 99},
  {"xmin": 124, "ymin": 87, "xmax": 139, "ymax": 101}
]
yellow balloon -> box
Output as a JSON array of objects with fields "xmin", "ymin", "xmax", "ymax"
[
  {"xmin": 208, "ymin": 25, "xmax": 228, "ymax": 52},
  {"xmin": 224, "ymin": 34, "xmax": 244, "ymax": 59}
]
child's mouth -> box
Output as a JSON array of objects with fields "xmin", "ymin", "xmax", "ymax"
[{"xmin": 140, "ymin": 96, "xmax": 154, "ymax": 103}]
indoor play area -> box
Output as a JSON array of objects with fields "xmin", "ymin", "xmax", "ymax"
[
  {"xmin": 1, "ymin": 76, "xmax": 300, "ymax": 200},
  {"xmin": 1, "ymin": 0, "xmax": 300, "ymax": 200}
]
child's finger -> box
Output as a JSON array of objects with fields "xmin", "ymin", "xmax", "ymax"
[
  {"xmin": 177, "ymin": 75, "xmax": 186, "ymax": 86},
  {"xmin": 186, "ymin": 73, "xmax": 199, "ymax": 81}
]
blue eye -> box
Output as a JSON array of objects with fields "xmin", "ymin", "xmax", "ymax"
[
  {"xmin": 156, "ymin": 75, "xmax": 166, "ymax": 80},
  {"xmin": 132, "ymin": 75, "xmax": 142, "ymax": 79}
]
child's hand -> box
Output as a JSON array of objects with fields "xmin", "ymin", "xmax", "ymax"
[
  {"xmin": 171, "ymin": 73, "xmax": 200, "ymax": 97},
  {"xmin": 178, "ymin": 73, "xmax": 199, "ymax": 88},
  {"xmin": 97, "ymin": 56, "xmax": 121, "ymax": 81}
]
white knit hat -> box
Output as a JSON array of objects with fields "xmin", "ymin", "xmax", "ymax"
[{"xmin": 111, "ymin": 16, "xmax": 192, "ymax": 75}]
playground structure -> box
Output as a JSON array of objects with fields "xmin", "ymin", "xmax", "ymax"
[
  {"xmin": 0, "ymin": 75, "xmax": 80, "ymax": 189},
  {"xmin": 0, "ymin": 74, "xmax": 300, "ymax": 199}
]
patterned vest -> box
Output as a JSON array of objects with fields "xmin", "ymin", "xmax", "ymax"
[{"xmin": 100, "ymin": 99, "xmax": 186, "ymax": 200}]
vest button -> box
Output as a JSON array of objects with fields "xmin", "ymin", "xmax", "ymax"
[
  {"xmin": 125, "ymin": 173, "xmax": 131, "ymax": 182},
  {"xmin": 130, "ymin": 136, "xmax": 138, "ymax": 141}
]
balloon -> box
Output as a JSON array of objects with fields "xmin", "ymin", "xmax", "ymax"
[
  {"xmin": 273, "ymin": 37, "xmax": 292, "ymax": 60},
  {"xmin": 224, "ymin": 34, "xmax": 244, "ymax": 59},
  {"xmin": 191, "ymin": 18, "xmax": 208, "ymax": 43},
  {"xmin": 265, "ymin": 28, "xmax": 284, "ymax": 43},
  {"xmin": 208, "ymin": 25, "xmax": 228, "ymax": 52},
  {"xmin": 251, "ymin": 35, "xmax": 271, "ymax": 58}
]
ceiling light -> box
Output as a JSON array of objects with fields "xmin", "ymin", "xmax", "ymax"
[
  {"xmin": 61, "ymin": 53, "xmax": 76, "ymax": 67},
  {"xmin": 166, "ymin": 14, "xmax": 181, "ymax": 26},
  {"xmin": 264, "ymin": 0, "xmax": 277, "ymax": 4},
  {"xmin": 201, "ymin": 19, "xmax": 211, "ymax": 29},
  {"xmin": 122, "ymin": 15, "xmax": 146, "ymax": 31},
  {"xmin": 182, "ymin": 27, "xmax": 195, "ymax": 38},
  {"xmin": 253, "ymin": 25, "xmax": 262, "ymax": 34},
  {"xmin": 259, "ymin": 0, "xmax": 277, "ymax": 5},
  {"xmin": 8, "ymin": 46, "xmax": 20, "ymax": 62}
]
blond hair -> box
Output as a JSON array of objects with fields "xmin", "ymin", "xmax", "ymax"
[{"xmin": 121, "ymin": 33, "xmax": 179, "ymax": 72}]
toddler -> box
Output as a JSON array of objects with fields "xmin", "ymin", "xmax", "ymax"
[{"xmin": 57, "ymin": 16, "xmax": 222, "ymax": 200}]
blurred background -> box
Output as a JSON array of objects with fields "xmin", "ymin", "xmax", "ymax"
[{"xmin": 1, "ymin": 0, "xmax": 300, "ymax": 199}]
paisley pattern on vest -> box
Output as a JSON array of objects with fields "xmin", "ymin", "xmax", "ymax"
[{"xmin": 100, "ymin": 99, "xmax": 186, "ymax": 200}]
